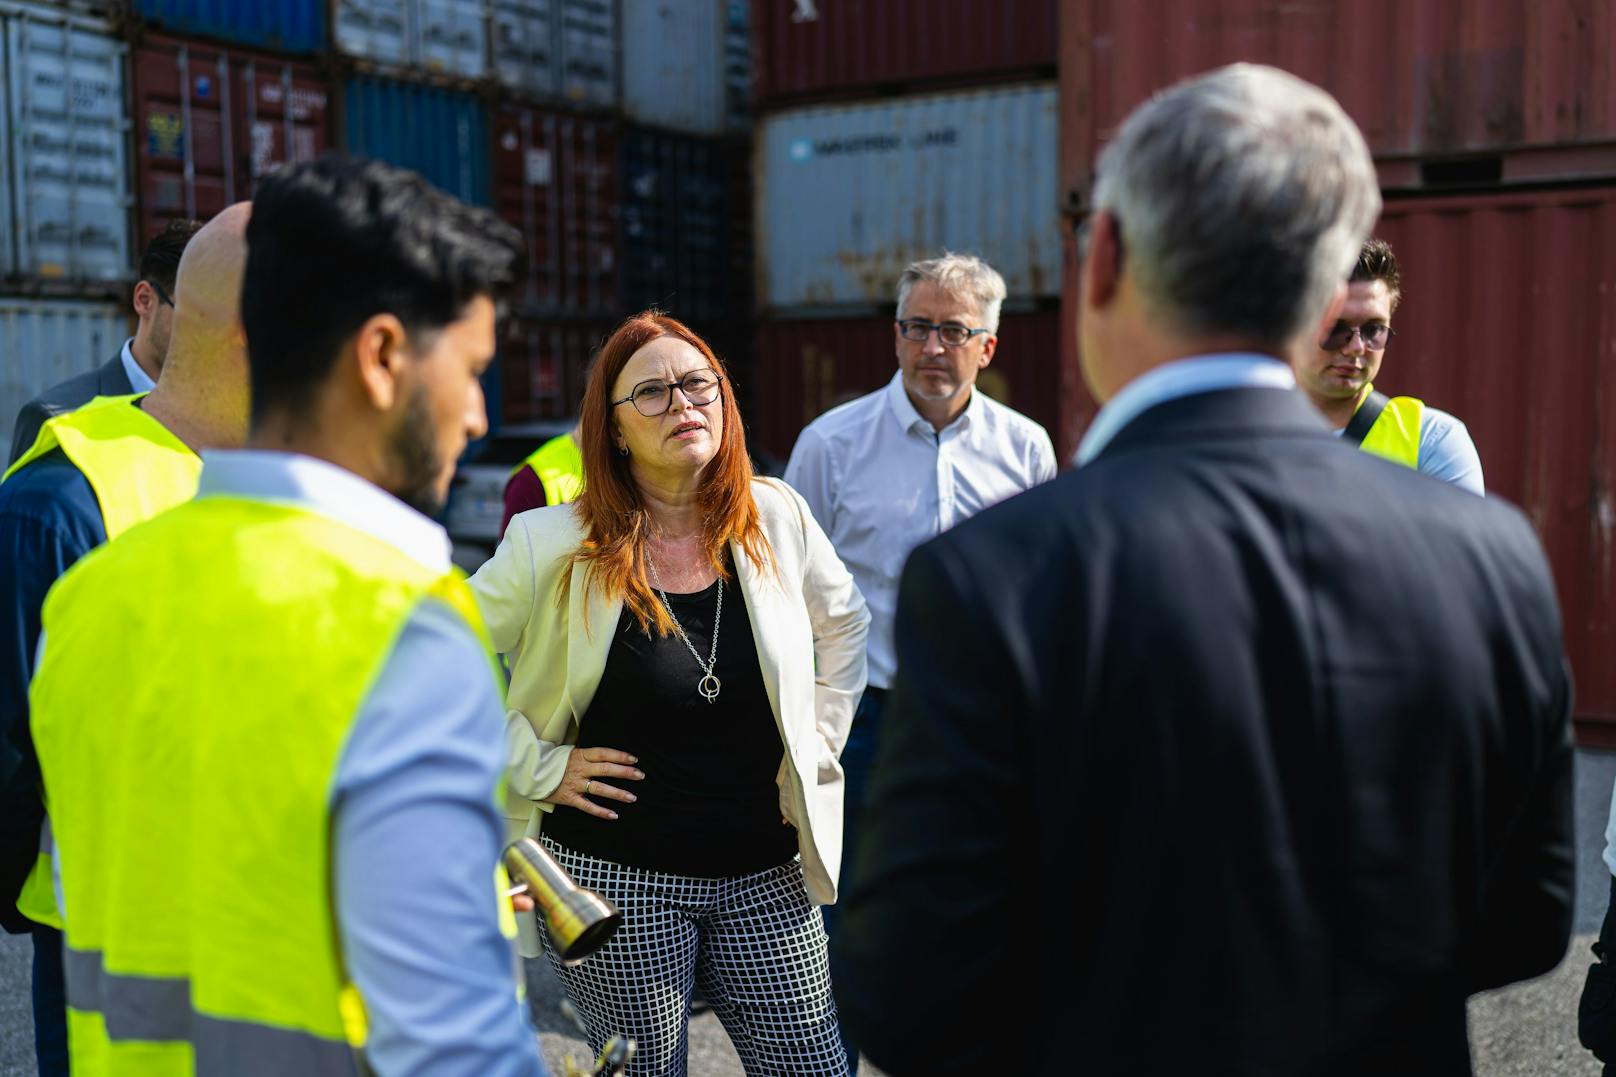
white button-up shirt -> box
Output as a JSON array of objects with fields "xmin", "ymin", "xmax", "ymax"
[
  {"xmin": 119, "ymin": 338, "xmax": 156, "ymax": 394},
  {"xmin": 784, "ymin": 372, "xmax": 1056, "ymax": 688}
]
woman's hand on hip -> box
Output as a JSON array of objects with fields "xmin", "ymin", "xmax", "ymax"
[{"xmin": 553, "ymin": 747, "xmax": 643, "ymax": 819}]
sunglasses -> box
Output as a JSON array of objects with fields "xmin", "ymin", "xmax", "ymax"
[{"xmin": 1320, "ymin": 321, "xmax": 1394, "ymax": 351}]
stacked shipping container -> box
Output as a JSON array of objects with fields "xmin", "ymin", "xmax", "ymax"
[
  {"xmin": 749, "ymin": 0, "xmax": 1063, "ymax": 457},
  {"xmin": 1054, "ymin": 1, "xmax": 1616, "ymax": 739}
]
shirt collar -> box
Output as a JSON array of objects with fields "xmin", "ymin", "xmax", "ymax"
[
  {"xmin": 882, "ymin": 370, "xmax": 979, "ymax": 437},
  {"xmin": 196, "ymin": 450, "xmax": 452, "ymax": 572},
  {"xmin": 119, "ymin": 338, "xmax": 156, "ymax": 394},
  {"xmin": 1075, "ymin": 353, "xmax": 1296, "ymax": 465}
]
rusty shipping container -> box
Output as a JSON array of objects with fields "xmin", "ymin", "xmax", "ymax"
[
  {"xmin": 752, "ymin": 0, "xmax": 1057, "ymax": 106},
  {"xmin": 501, "ymin": 316, "xmax": 614, "ymax": 422},
  {"xmin": 751, "ymin": 307, "xmax": 1061, "ymax": 463},
  {"xmin": 1055, "ymin": 185, "xmax": 1616, "ymax": 739},
  {"xmin": 493, "ymin": 104, "xmax": 618, "ymax": 319},
  {"xmin": 1060, "ymin": 0, "xmax": 1616, "ymax": 209},
  {"xmin": 131, "ymin": 34, "xmax": 333, "ymax": 248},
  {"xmin": 756, "ymin": 83, "xmax": 1061, "ymax": 311}
]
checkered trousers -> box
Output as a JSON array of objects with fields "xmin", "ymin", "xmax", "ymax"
[{"xmin": 540, "ymin": 836, "xmax": 849, "ymax": 1076}]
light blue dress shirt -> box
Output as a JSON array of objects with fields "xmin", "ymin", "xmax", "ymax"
[
  {"xmin": 118, "ymin": 338, "xmax": 156, "ymax": 394},
  {"xmin": 1075, "ymin": 353, "xmax": 1298, "ymax": 465},
  {"xmin": 195, "ymin": 451, "xmax": 548, "ymax": 1077}
]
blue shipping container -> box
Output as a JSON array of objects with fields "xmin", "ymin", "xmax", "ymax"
[
  {"xmin": 620, "ymin": 127, "xmax": 730, "ymax": 324},
  {"xmin": 341, "ymin": 77, "xmax": 490, "ymax": 206},
  {"xmin": 133, "ymin": 0, "xmax": 327, "ymax": 55}
]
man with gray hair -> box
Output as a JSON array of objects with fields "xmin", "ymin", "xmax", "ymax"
[
  {"xmin": 785, "ymin": 250, "xmax": 1053, "ymax": 1066},
  {"xmin": 834, "ymin": 64, "xmax": 1572, "ymax": 1075}
]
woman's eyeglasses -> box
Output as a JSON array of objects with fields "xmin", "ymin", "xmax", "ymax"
[{"xmin": 612, "ymin": 370, "xmax": 724, "ymax": 417}]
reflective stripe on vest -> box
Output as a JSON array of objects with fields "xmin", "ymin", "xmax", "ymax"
[
  {"xmin": 515, "ymin": 433, "xmax": 584, "ymax": 506},
  {"xmin": 7, "ymin": 395, "xmax": 200, "ymax": 930},
  {"xmin": 1357, "ymin": 389, "xmax": 1424, "ymax": 469},
  {"xmin": 31, "ymin": 495, "xmax": 506, "ymax": 1076}
]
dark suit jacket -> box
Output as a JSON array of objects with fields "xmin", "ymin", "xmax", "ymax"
[
  {"xmin": 7, "ymin": 351, "xmax": 133, "ymax": 466},
  {"xmin": 833, "ymin": 386, "xmax": 1574, "ymax": 1077}
]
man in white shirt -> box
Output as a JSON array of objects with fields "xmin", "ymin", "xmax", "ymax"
[
  {"xmin": 1293, "ymin": 238, "xmax": 1485, "ymax": 493},
  {"xmin": 783, "ymin": 252, "xmax": 1054, "ymax": 1063}
]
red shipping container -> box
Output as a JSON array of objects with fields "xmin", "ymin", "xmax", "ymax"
[
  {"xmin": 132, "ymin": 33, "xmax": 332, "ymax": 246},
  {"xmin": 501, "ymin": 317, "xmax": 615, "ymax": 424},
  {"xmin": 493, "ymin": 104, "xmax": 620, "ymax": 319},
  {"xmin": 752, "ymin": 307, "xmax": 1062, "ymax": 463},
  {"xmin": 1057, "ymin": 185, "xmax": 1616, "ymax": 741},
  {"xmin": 1060, "ymin": 0, "xmax": 1616, "ymax": 210},
  {"xmin": 752, "ymin": 0, "xmax": 1057, "ymax": 106}
]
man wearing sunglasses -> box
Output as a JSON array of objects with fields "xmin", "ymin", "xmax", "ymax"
[
  {"xmin": 1294, "ymin": 238, "xmax": 1484, "ymax": 494},
  {"xmin": 784, "ymin": 251, "xmax": 1055, "ymax": 1070},
  {"xmin": 7, "ymin": 220, "xmax": 203, "ymax": 466}
]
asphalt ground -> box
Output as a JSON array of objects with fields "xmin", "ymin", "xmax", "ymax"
[{"xmin": 3, "ymin": 749, "xmax": 1613, "ymax": 1076}]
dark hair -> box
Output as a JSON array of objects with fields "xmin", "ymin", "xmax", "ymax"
[
  {"xmin": 241, "ymin": 154, "xmax": 524, "ymax": 424},
  {"xmin": 139, "ymin": 219, "xmax": 203, "ymax": 294},
  {"xmin": 1349, "ymin": 238, "xmax": 1401, "ymax": 309}
]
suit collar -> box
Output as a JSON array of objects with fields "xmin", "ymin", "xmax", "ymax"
[{"xmin": 1094, "ymin": 385, "xmax": 1331, "ymax": 463}]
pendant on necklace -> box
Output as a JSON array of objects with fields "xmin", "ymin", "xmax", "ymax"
[{"xmin": 698, "ymin": 673, "xmax": 722, "ymax": 703}]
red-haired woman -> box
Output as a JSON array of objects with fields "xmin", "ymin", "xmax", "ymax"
[{"xmin": 471, "ymin": 312, "xmax": 868, "ymax": 1075}]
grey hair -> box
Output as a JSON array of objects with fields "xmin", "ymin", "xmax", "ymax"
[
  {"xmin": 895, "ymin": 252, "xmax": 1008, "ymax": 334},
  {"xmin": 1090, "ymin": 63, "xmax": 1381, "ymax": 347}
]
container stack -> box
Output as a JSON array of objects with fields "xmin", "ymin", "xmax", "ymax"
[
  {"xmin": 0, "ymin": 0, "xmax": 136, "ymax": 441},
  {"xmin": 1057, "ymin": 0, "xmax": 1616, "ymax": 743},
  {"xmin": 0, "ymin": 0, "xmax": 759, "ymax": 449},
  {"xmin": 747, "ymin": 0, "xmax": 1061, "ymax": 463}
]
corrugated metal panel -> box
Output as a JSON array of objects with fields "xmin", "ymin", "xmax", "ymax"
[
  {"xmin": 132, "ymin": 35, "xmax": 333, "ymax": 248},
  {"xmin": 492, "ymin": 103, "xmax": 618, "ymax": 318},
  {"xmin": 500, "ymin": 315, "xmax": 613, "ymax": 422},
  {"xmin": 1062, "ymin": 0, "xmax": 1616, "ymax": 208},
  {"xmin": 488, "ymin": 0, "xmax": 618, "ymax": 107},
  {"xmin": 341, "ymin": 76, "xmax": 489, "ymax": 205},
  {"xmin": 621, "ymin": 126, "xmax": 731, "ymax": 324},
  {"xmin": 0, "ymin": 3, "xmax": 131, "ymax": 289},
  {"xmin": 333, "ymin": 0, "xmax": 488, "ymax": 80},
  {"xmin": 0, "ymin": 297, "xmax": 128, "ymax": 451},
  {"xmin": 752, "ymin": 307, "xmax": 1061, "ymax": 461},
  {"xmin": 622, "ymin": 0, "xmax": 747, "ymax": 136},
  {"xmin": 131, "ymin": 0, "xmax": 327, "ymax": 55},
  {"xmin": 1359, "ymin": 187, "xmax": 1616, "ymax": 741},
  {"xmin": 752, "ymin": 0, "xmax": 1057, "ymax": 106},
  {"xmin": 756, "ymin": 83, "xmax": 1060, "ymax": 309}
]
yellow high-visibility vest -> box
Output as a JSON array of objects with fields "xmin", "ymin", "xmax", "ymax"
[
  {"xmin": 1354, "ymin": 385, "xmax": 1424, "ymax": 469},
  {"xmin": 30, "ymin": 493, "xmax": 511, "ymax": 1075},
  {"xmin": 5, "ymin": 395, "xmax": 200, "ymax": 929},
  {"xmin": 514, "ymin": 432, "xmax": 584, "ymax": 506}
]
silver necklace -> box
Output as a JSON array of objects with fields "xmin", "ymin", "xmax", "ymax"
[{"xmin": 647, "ymin": 553, "xmax": 723, "ymax": 703}]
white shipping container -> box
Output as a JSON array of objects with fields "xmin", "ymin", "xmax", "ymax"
[
  {"xmin": 756, "ymin": 84, "xmax": 1061, "ymax": 309},
  {"xmin": 333, "ymin": 0, "xmax": 488, "ymax": 80},
  {"xmin": 556, "ymin": 0, "xmax": 616, "ymax": 108},
  {"xmin": 621, "ymin": 0, "xmax": 748, "ymax": 136},
  {"xmin": 0, "ymin": 297, "xmax": 128, "ymax": 452},
  {"xmin": 490, "ymin": 0, "xmax": 556, "ymax": 98},
  {"xmin": 0, "ymin": 1, "xmax": 132, "ymax": 287}
]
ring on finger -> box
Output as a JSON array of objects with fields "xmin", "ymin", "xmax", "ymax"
[{"xmin": 583, "ymin": 779, "xmax": 593, "ymax": 795}]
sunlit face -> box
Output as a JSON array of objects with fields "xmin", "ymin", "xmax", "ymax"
[
  {"xmin": 388, "ymin": 295, "xmax": 496, "ymax": 516},
  {"xmin": 894, "ymin": 281, "xmax": 996, "ymax": 409},
  {"xmin": 611, "ymin": 335, "xmax": 724, "ymax": 481},
  {"xmin": 1296, "ymin": 279, "xmax": 1394, "ymax": 403}
]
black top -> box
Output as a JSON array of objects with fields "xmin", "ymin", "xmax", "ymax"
[{"xmin": 543, "ymin": 568, "xmax": 798, "ymax": 877}]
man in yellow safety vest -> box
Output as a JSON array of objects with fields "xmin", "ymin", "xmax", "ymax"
[
  {"xmin": 501, "ymin": 424, "xmax": 584, "ymax": 539},
  {"xmin": 29, "ymin": 155, "xmax": 549, "ymax": 1076},
  {"xmin": 1293, "ymin": 238, "xmax": 1484, "ymax": 494},
  {"xmin": 0, "ymin": 203, "xmax": 253, "ymax": 1076}
]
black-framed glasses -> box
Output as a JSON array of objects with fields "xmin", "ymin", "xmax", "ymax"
[
  {"xmin": 895, "ymin": 319, "xmax": 991, "ymax": 347},
  {"xmin": 1320, "ymin": 321, "xmax": 1395, "ymax": 351},
  {"xmin": 612, "ymin": 369, "xmax": 724, "ymax": 417},
  {"xmin": 144, "ymin": 278, "xmax": 174, "ymax": 308}
]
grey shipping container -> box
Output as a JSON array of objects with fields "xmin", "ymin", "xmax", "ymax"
[
  {"xmin": 333, "ymin": 0, "xmax": 488, "ymax": 81},
  {"xmin": 756, "ymin": 84, "xmax": 1060, "ymax": 310},
  {"xmin": 0, "ymin": 297, "xmax": 128, "ymax": 450},
  {"xmin": 0, "ymin": 2, "xmax": 132, "ymax": 289},
  {"xmin": 621, "ymin": 0, "xmax": 748, "ymax": 135}
]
